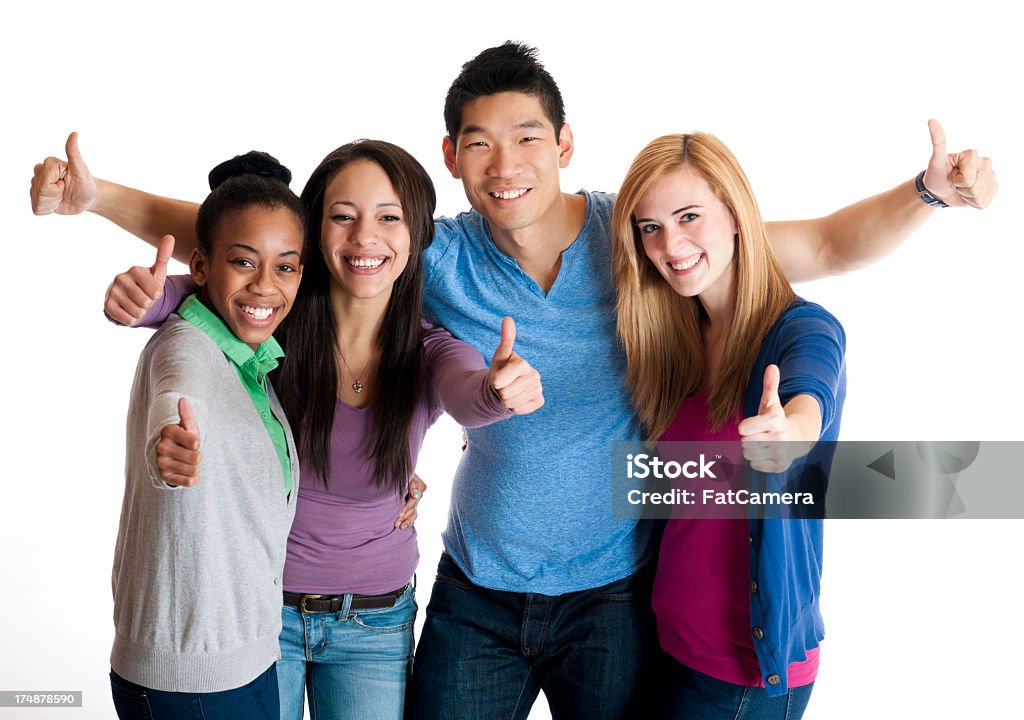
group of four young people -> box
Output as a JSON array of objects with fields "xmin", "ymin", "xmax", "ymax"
[{"xmin": 31, "ymin": 41, "xmax": 996, "ymax": 720}]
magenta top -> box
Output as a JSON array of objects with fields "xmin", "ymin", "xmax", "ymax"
[
  {"xmin": 281, "ymin": 322, "xmax": 507, "ymax": 596},
  {"xmin": 652, "ymin": 392, "xmax": 819, "ymax": 688}
]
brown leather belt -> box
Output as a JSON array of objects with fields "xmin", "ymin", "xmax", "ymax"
[{"xmin": 283, "ymin": 586, "xmax": 406, "ymax": 614}]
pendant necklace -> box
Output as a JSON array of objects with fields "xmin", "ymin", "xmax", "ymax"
[{"xmin": 338, "ymin": 336, "xmax": 382, "ymax": 394}]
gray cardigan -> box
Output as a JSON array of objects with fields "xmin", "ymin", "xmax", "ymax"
[{"xmin": 110, "ymin": 315, "xmax": 299, "ymax": 692}]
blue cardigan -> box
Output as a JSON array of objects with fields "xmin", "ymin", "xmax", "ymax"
[{"xmin": 743, "ymin": 298, "xmax": 846, "ymax": 696}]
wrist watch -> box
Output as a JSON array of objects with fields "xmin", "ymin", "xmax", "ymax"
[{"xmin": 915, "ymin": 170, "xmax": 949, "ymax": 208}]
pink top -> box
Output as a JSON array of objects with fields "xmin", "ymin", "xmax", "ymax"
[{"xmin": 652, "ymin": 392, "xmax": 819, "ymax": 688}]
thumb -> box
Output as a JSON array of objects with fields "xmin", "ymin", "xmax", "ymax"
[
  {"xmin": 759, "ymin": 364, "xmax": 780, "ymax": 414},
  {"xmin": 65, "ymin": 131, "xmax": 82, "ymax": 165},
  {"xmin": 927, "ymin": 119, "xmax": 947, "ymax": 171},
  {"xmin": 177, "ymin": 396, "xmax": 199, "ymax": 435},
  {"xmin": 491, "ymin": 316, "xmax": 516, "ymax": 365},
  {"xmin": 151, "ymin": 235, "xmax": 175, "ymax": 282}
]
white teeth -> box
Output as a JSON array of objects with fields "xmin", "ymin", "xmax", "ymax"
[
  {"xmin": 670, "ymin": 255, "xmax": 702, "ymax": 271},
  {"xmin": 348, "ymin": 257, "xmax": 386, "ymax": 268},
  {"xmin": 242, "ymin": 305, "xmax": 273, "ymax": 320},
  {"xmin": 490, "ymin": 189, "xmax": 528, "ymax": 200}
]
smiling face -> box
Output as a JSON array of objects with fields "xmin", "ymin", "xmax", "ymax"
[
  {"xmin": 191, "ymin": 205, "xmax": 304, "ymax": 349},
  {"xmin": 319, "ymin": 159, "xmax": 411, "ymax": 305},
  {"xmin": 442, "ymin": 91, "xmax": 573, "ymax": 242},
  {"xmin": 634, "ymin": 164, "xmax": 739, "ymax": 305}
]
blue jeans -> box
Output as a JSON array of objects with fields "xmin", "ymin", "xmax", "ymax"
[
  {"xmin": 408, "ymin": 553, "xmax": 661, "ymax": 720},
  {"xmin": 658, "ymin": 657, "xmax": 814, "ymax": 720},
  {"xmin": 276, "ymin": 584, "xmax": 416, "ymax": 720},
  {"xmin": 109, "ymin": 665, "xmax": 279, "ymax": 720}
]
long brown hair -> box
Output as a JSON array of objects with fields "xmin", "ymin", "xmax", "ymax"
[
  {"xmin": 277, "ymin": 140, "xmax": 435, "ymax": 494},
  {"xmin": 612, "ymin": 133, "xmax": 794, "ymax": 439}
]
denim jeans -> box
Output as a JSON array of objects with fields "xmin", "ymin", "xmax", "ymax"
[
  {"xmin": 408, "ymin": 553, "xmax": 661, "ymax": 720},
  {"xmin": 109, "ymin": 665, "xmax": 279, "ymax": 720},
  {"xmin": 658, "ymin": 656, "xmax": 814, "ymax": 720},
  {"xmin": 276, "ymin": 583, "xmax": 416, "ymax": 720}
]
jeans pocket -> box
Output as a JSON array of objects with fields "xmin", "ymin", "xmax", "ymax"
[
  {"xmin": 109, "ymin": 670, "xmax": 154, "ymax": 720},
  {"xmin": 588, "ymin": 569, "xmax": 649, "ymax": 601},
  {"xmin": 433, "ymin": 552, "xmax": 475, "ymax": 591},
  {"xmin": 351, "ymin": 587, "xmax": 417, "ymax": 634}
]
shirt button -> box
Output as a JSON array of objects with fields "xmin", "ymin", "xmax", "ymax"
[
  {"xmin": 273, "ymin": 577, "xmax": 280, "ymax": 586},
  {"xmin": 752, "ymin": 627, "xmax": 765, "ymax": 640},
  {"xmin": 261, "ymin": 411, "xmax": 269, "ymax": 419},
  {"xmin": 766, "ymin": 674, "xmax": 781, "ymax": 686},
  {"xmin": 749, "ymin": 534, "xmax": 754, "ymax": 544},
  {"xmin": 750, "ymin": 580, "xmax": 758, "ymax": 593}
]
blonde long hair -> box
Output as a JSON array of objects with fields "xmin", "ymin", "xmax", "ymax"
[{"xmin": 612, "ymin": 133, "xmax": 795, "ymax": 439}]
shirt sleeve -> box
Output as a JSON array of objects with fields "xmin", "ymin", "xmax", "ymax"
[
  {"xmin": 107, "ymin": 274, "xmax": 197, "ymax": 329},
  {"xmin": 421, "ymin": 320, "xmax": 508, "ymax": 428},
  {"xmin": 143, "ymin": 322, "xmax": 214, "ymax": 489},
  {"xmin": 773, "ymin": 306, "xmax": 846, "ymax": 435}
]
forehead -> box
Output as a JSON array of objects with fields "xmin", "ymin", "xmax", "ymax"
[
  {"xmin": 458, "ymin": 91, "xmax": 555, "ymax": 136},
  {"xmin": 212, "ymin": 205, "xmax": 304, "ymax": 250},
  {"xmin": 637, "ymin": 165, "xmax": 719, "ymax": 211},
  {"xmin": 325, "ymin": 159, "xmax": 398, "ymax": 199}
]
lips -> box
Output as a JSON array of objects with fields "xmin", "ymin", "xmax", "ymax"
[
  {"xmin": 344, "ymin": 255, "xmax": 389, "ymax": 274},
  {"xmin": 235, "ymin": 301, "xmax": 280, "ymax": 328},
  {"xmin": 488, "ymin": 188, "xmax": 530, "ymax": 201},
  {"xmin": 669, "ymin": 253, "xmax": 703, "ymax": 273}
]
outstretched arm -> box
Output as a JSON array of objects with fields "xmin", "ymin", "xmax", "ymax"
[
  {"xmin": 767, "ymin": 120, "xmax": 997, "ymax": 283},
  {"xmin": 31, "ymin": 132, "xmax": 200, "ymax": 263}
]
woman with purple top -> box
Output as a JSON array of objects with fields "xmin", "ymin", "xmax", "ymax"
[{"xmin": 98, "ymin": 140, "xmax": 545, "ymax": 720}]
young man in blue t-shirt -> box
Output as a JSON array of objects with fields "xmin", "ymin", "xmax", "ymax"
[{"xmin": 29, "ymin": 41, "xmax": 996, "ymax": 720}]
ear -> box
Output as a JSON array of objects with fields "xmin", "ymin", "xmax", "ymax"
[
  {"xmin": 189, "ymin": 248, "xmax": 209, "ymax": 287},
  {"xmin": 441, "ymin": 136, "xmax": 460, "ymax": 179},
  {"xmin": 557, "ymin": 123, "xmax": 575, "ymax": 169}
]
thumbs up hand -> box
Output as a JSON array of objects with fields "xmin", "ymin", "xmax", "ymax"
[
  {"xmin": 921, "ymin": 119, "xmax": 997, "ymax": 209},
  {"xmin": 737, "ymin": 365, "xmax": 817, "ymax": 473},
  {"xmin": 738, "ymin": 365, "xmax": 787, "ymax": 441},
  {"xmin": 30, "ymin": 131, "xmax": 97, "ymax": 216},
  {"xmin": 155, "ymin": 396, "xmax": 202, "ymax": 487},
  {"xmin": 487, "ymin": 316, "xmax": 544, "ymax": 416},
  {"xmin": 104, "ymin": 234, "xmax": 175, "ymax": 326}
]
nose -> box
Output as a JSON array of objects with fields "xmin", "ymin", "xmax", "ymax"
[
  {"xmin": 250, "ymin": 261, "xmax": 276, "ymax": 295},
  {"xmin": 349, "ymin": 215, "xmax": 378, "ymax": 247},
  {"xmin": 487, "ymin": 142, "xmax": 522, "ymax": 179},
  {"xmin": 661, "ymin": 223, "xmax": 690, "ymax": 254}
]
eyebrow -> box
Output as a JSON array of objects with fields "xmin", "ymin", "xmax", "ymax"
[
  {"xmin": 228, "ymin": 243, "xmax": 301, "ymax": 258},
  {"xmin": 329, "ymin": 200, "xmax": 402, "ymax": 210},
  {"xmin": 461, "ymin": 119, "xmax": 547, "ymax": 136},
  {"xmin": 634, "ymin": 205, "xmax": 702, "ymax": 223}
]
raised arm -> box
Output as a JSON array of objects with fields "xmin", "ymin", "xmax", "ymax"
[
  {"xmin": 767, "ymin": 120, "xmax": 997, "ymax": 283},
  {"xmin": 30, "ymin": 132, "xmax": 200, "ymax": 263},
  {"xmin": 425, "ymin": 317, "xmax": 544, "ymax": 427}
]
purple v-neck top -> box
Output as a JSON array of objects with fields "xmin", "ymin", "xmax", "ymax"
[{"xmin": 282, "ymin": 322, "xmax": 507, "ymax": 595}]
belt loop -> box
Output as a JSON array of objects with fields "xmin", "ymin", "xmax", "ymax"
[{"xmin": 339, "ymin": 592, "xmax": 354, "ymax": 619}]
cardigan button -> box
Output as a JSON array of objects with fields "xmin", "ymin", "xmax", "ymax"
[
  {"xmin": 766, "ymin": 674, "xmax": 781, "ymax": 686},
  {"xmin": 750, "ymin": 580, "xmax": 758, "ymax": 593},
  {"xmin": 752, "ymin": 627, "xmax": 765, "ymax": 641}
]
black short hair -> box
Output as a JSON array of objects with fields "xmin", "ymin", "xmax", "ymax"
[
  {"xmin": 195, "ymin": 151, "xmax": 308, "ymax": 256},
  {"xmin": 444, "ymin": 41, "xmax": 566, "ymax": 140}
]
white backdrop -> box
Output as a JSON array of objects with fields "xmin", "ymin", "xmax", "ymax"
[{"xmin": 1, "ymin": 1, "xmax": 1021, "ymax": 718}]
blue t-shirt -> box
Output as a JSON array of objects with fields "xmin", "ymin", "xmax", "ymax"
[{"xmin": 423, "ymin": 191, "xmax": 651, "ymax": 594}]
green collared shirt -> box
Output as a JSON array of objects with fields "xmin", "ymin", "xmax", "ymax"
[{"xmin": 178, "ymin": 294, "xmax": 292, "ymax": 497}]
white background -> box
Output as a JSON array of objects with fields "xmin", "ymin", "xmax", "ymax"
[{"xmin": 1, "ymin": 1, "xmax": 1021, "ymax": 718}]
